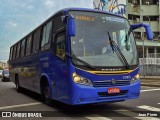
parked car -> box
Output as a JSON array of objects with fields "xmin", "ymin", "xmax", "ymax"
[
  {"xmin": 2, "ymin": 69, "xmax": 10, "ymax": 82},
  {"xmin": 0, "ymin": 70, "xmax": 3, "ymax": 78}
]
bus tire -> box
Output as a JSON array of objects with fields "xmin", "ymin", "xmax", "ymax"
[
  {"xmin": 15, "ymin": 76, "xmax": 22, "ymax": 93},
  {"xmin": 2, "ymin": 77, "xmax": 5, "ymax": 82},
  {"xmin": 41, "ymin": 82, "xmax": 52, "ymax": 105},
  {"xmin": 3, "ymin": 78, "xmax": 6, "ymax": 82}
]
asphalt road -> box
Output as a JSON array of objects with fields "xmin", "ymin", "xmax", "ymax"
[{"xmin": 0, "ymin": 78, "xmax": 160, "ymax": 120}]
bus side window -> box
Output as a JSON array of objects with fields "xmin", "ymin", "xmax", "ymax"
[
  {"xmin": 26, "ymin": 35, "xmax": 32, "ymax": 56},
  {"xmin": 16, "ymin": 42, "xmax": 21, "ymax": 58},
  {"xmin": 9, "ymin": 47, "xmax": 13, "ymax": 60},
  {"xmin": 13, "ymin": 45, "xmax": 17, "ymax": 59},
  {"xmin": 32, "ymin": 32, "xmax": 36, "ymax": 54},
  {"xmin": 41, "ymin": 26, "xmax": 47, "ymax": 51},
  {"xmin": 32, "ymin": 28, "xmax": 41, "ymax": 54},
  {"xmin": 55, "ymin": 33, "xmax": 66, "ymax": 59},
  {"xmin": 41, "ymin": 21, "xmax": 52, "ymax": 51},
  {"xmin": 21, "ymin": 39, "xmax": 26, "ymax": 57},
  {"xmin": 11, "ymin": 46, "xmax": 15, "ymax": 60},
  {"xmin": 53, "ymin": 13, "xmax": 65, "ymax": 33}
]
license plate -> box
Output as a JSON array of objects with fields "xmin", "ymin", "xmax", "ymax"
[{"xmin": 108, "ymin": 87, "xmax": 120, "ymax": 94}]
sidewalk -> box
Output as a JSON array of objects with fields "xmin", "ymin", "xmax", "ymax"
[{"xmin": 140, "ymin": 76, "xmax": 160, "ymax": 87}]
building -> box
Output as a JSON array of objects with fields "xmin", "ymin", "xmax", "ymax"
[
  {"xmin": 0, "ymin": 61, "xmax": 8, "ymax": 69},
  {"xmin": 127, "ymin": 0, "xmax": 160, "ymax": 59},
  {"xmin": 93, "ymin": 0, "xmax": 160, "ymax": 59}
]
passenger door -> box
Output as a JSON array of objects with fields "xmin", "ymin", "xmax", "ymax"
[{"xmin": 52, "ymin": 31, "xmax": 69, "ymax": 102}]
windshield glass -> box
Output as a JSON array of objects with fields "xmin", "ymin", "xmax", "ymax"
[{"xmin": 69, "ymin": 11, "xmax": 138, "ymax": 67}]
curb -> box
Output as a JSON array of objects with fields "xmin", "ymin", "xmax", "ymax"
[
  {"xmin": 140, "ymin": 77, "xmax": 160, "ymax": 80},
  {"xmin": 141, "ymin": 83, "xmax": 160, "ymax": 87}
]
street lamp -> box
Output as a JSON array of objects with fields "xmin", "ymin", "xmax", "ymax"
[
  {"xmin": 137, "ymin": 8, "xmax": 144, "ymax": 58},
  {"xmin": 146, "ymin": 16, "xmax": 150, "ymax": 25},
  {"xmin": 131, "ymin": 4, "xmax": 145, "ymax": 76},
  {"xmin": 146, "ymin": 16, "xmax": 150, "ymax": 58},
  {"xmin": 138, "ymin": 8, "xmax": 145, "ymax": 76}
]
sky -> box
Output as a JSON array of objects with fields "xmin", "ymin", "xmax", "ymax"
[{"xmin": 0, "ymin": 0, "xmax": 93, "ymax": 60}]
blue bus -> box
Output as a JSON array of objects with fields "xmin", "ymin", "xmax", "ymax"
[{"xmin": 8, "ymin": 8, "xmax": 153, "ymax": 105}]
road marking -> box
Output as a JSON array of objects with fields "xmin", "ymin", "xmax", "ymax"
[
  {"xmin": 141, "ymin": 88, "xmax": 160, "ymax": 92},
  {"xmin": 0, "ymin": 102, "xmax": 41, "ymax": 110},
  {"xmin": 135, "ymin": 117, "xmax": 160, "ymax": 120},
  {"xmin": 137, "ymin": 105, "xmax": 160, "ymax": 112},
  {"xmin": 116, "ymin": 109, "xmax": 137, "ymax": 118},
  {"xmin": 86, "ymin": 114, "xmax": 112, "ymax": 120},
  {"xmin": 116, "ymin": 109, "xmax": 160, "ymax": 120}
]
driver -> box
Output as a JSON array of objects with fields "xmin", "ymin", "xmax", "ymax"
[{"xmin": 102, "ymin": 40, "xmax": 112, "ymax": 54}]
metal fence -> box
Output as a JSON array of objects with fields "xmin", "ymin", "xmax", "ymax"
[
  {"xmin": 139, "ymin": 58, "xmax": 160, "ymax": 65},
  {"xmin": 148, "ymin": 53, "xmax": 160, "ymax": 58},
  {"xmin": 139, "ymin": 58, "xmax": 160, "ymax": 76}
]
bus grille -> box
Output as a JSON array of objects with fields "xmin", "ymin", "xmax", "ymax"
[
  {"xmin": 98, "ymin": 90, "xmax": 128, "ymax": 97},
  {"xmin": 93, "ymin": 80, "xmax": 130, "ymax": 87}
]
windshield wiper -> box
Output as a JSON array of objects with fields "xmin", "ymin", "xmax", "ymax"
[
  {"xmin": 108, "ymin": 32, "xmax": 130, "ymax": 69},
  {"xmin": 107, "ymin": 32, "xmax": 115, "ymax": 53},
  {"xmin": 65, "ymin": 52, "xmax": 96, "ymax": 70}
]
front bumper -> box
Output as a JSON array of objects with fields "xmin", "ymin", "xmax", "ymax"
[{"xmin": 70, "ymin": 80, "xmax": 140, "ymax": 105}]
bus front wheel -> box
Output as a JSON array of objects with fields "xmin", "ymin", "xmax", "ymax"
[{"xmin": 41, "ymin": 82, "xmax": 52, "ymax": 105}]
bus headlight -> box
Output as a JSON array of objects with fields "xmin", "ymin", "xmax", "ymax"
[
  {"xmin": 131, "ymin": 74, "xmax": 140, "ymax": 83},
  {"xmin": 72, "ymin": 72, "xmax": 93, "ymax": 86}
]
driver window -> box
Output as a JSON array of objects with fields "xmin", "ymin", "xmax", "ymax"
[
  {"xmin": 120, "ymin": 29, "xmax": 131, "ymax": 51},
  {"xmin": 56, "ymin": 33, "xmax": 65, "ymax": 59}
]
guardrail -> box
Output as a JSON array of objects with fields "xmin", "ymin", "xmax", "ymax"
[
  {"xmin": 139, "ymin": 58, "xmax": 160, "ymax": 76},
  {"xmin": 148, "ymin": 53, "xmax": 160, "ymax": 58},
  {"xmin": 139, "ymin": 58, "xmax": 160, "ymax": 65}
]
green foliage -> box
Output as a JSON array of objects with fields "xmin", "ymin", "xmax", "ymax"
[{"xmin": 0, "ymin": 67, "xmax": 3, "ymax": 70}]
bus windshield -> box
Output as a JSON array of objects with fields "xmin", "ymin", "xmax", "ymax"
[{"xmin": 69, "ymin": 11, "xmax": 138, "ymax": 68}]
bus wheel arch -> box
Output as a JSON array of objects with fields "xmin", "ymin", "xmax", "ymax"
[{"xmin": 40, "ymin": 76, "xmax": 52, "ymax": 105}]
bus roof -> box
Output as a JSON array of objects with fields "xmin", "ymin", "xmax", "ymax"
[
  {"xmin": 59, "ymin": 7, "xmax": 123, "ymax": 17},
  {"xmin": 10, "ymin": 7, "xmax": 125, "ymax": 48}
]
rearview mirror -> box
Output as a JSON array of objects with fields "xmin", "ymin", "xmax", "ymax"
[
  {"xmin": 130, "ymin": 23, "xmax": 153, "ymax": 40},
  {"xmin": 144, "ymin": 25, "xmax": 153, "ymax": 40}
]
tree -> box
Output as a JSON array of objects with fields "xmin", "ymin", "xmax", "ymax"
[{"xmin": 0, "ymin": 67, "xmax": 3, "ymax": 70}]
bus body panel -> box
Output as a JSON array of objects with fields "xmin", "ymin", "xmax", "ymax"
[
  {"xmin": 67, "ymin": 63, "xmax": 140, "ymax": 105},
  {"xmin": 8, "ymin": 8, "xmax": 142, "ymax": 105},
  {"xmin": 51, "ymin": 56, "xmax": 70, "ymax": 103},
  {"xmin": 70, "ymin": 81, "xmax": 140, "ymax": 105},
  {"xmin": 38, "ymin": 50, "xmax": 70, "ymax": 103}
]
